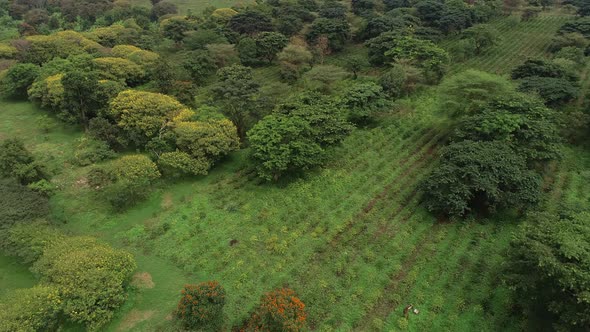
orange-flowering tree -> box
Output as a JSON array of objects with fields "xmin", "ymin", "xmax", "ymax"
[
  {"xmin": 245, "ymin": 288, "xmax": 307, "ymax": 331},
  {"xmin": 177, "ymin": 281, "xmax": 226, "ymax": 331}
]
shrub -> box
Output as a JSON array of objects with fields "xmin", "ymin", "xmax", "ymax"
[
  {"xmin": 0, "ymin": 137, "xmax": 46, "ymax": 184},
  {"xmin": 245, "ymin": 288, "xmax": 307, "ymax": 331},
  {"xmin": 176, "ymin": 281, "xmax": 226, "ymax": 330},
  {"xmin": 0, "ymin": 286, "xmax": 62, "ymax": 332},
  {"xmin": 1, "ymin": 220, "xmax": 65, "ymax": 264},
  {"xmin": 32, "ymin": 236, "xmax": 136, "ymax": 330},
  {"xmin": 158, "ymin": 151, "xmax": 209, "ymax": 176},
  {"xmin": 110, "ymin": 154, "xmax": 160, "ymax": 184},
  {"xmin": 0, "ymin": 63, "xmax": 40, "ymax": 99},
  {"xmin": 0, "ymin": 178, "xmax": 49, "ymax": 230},
  {"xmin": 73, "ymin": 137, "xmax": 116, "ymax": 166}
]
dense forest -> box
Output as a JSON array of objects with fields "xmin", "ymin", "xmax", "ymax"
[{"xmin": 0, "ymin": 0, "xmax": 589, "ymax": 330}]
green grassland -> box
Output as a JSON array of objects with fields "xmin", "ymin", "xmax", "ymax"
[{"xmin": 0, "ymin": 8, "xmax": 586, "ymax": 331}]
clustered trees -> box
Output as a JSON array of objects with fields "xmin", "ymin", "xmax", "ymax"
[{"xmin": 421, "ymin": 72, "xmax": 562, "ymax": 217}]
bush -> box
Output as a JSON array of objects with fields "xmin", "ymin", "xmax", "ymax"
[
  {"xmin": 176, "ymin": 281, "xmax": 226, "ymax": 330},
  {"xmin": 32, "ymin": 236, "xmax": 136, "ymax": 330},
  {"xmin": 158, "ymin": 151, "xmax": 209, "ymax": 177},
  {"xmin": 244, "ymin": 288, "xmax": 307, "ymax": 331},
  {"xmin": 73, "ymin": 137, "xmax": 116, "ymax": 166},
  {"xmin": 1, "ymin": 220, "xmax": 64, "ymax": 264},
  {"xmin": 0, "ymin": 178, "xmax": 49, "ymax": 230},
  {"xmin": 0, "ymin": 138, "xmax": 46, "ymax": 185},
  {"xmin": 0, "ymin": 63, "xmax": 40, "ymax": 99},
  {"xmin": 0, "ymin": 286, "xmax": 62, "ymax": 332}
]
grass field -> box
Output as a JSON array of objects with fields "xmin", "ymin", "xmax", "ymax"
[{"xmin": 0, "ymin": 8, "xmax": 585, "ymax": 331}]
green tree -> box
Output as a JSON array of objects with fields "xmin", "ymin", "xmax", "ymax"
[
  {"xmin": 256, "ymin": 32, "xmax": 288, "ymax": 63},
  {"xmin": 461, "ymin": 25, "xmax": 499, "ymax": 55},
  {"xmin": 453, "ymin": 94, "xmax": 562, "ymax": 163},
  {"xmin": 61, "ymin": 68, "xmax": 101, "ymax": 127},
  {"xmin": 306, "ymin": 18, "xmax": 351, "ymax": 52},
  {"xmin": 379, "ymin": 63, "xmax": 424, "ymax": 97},
  {"xmin": 173, "ymin": 119, "xmax": 240, "ymax": 164},
  {"xmin": 338, "ymin": 81, "xmax": 388, "ymax": 124},
  {"xmin": 176, "ymin": 281, "xmax": 226, "ymax": 331},
  {"xmin": 507, "ymin": 211, "xmax": 590, "ymax": 330},
  {"xmin": 211, "ymin": 65, "xmax": 260, "ymax": 140},
  {"xmin": 438, "ymin": 70, "xmax": 516, "ymax": 115},
  {"xmin": 32, "ymin": 236, "xmax": 136, "ymax": 330},
  {"xmin": 160, "ymin": 16, "xmax": 194, "ymax": 44},
  {"xmin": 420, "ymin": 140, "xmax": 541, "ymax": 217},
  {"xmin": 248, "ymin": 114, "xmax": 324, "ymax": 181},
  {"xmin": 0, "ymin": 286, "xmax": 62, "ymax": 332},
  {"xmin": 343, "ymin": 55, "xmax": 367, "ymax": 79},
  {"xmin": 0, "ymin": 63, "xmax": 40, "ymax": 99},
  {"xmin": 237, "ymin": 37, "xmax": 259, "ymax": 66},
  {"xmin": 228, "ymin": 10, "xmax": 273, "ymax": 35},
  {"xmin": 383, "ymin": 36, "xmax": 449, "ymax": 82},
  {"xmin": 0, "ymin": 137, "xmax": 45, "ymax": 185},
  {"xmin": 518, "ymin": 76, "xmax": 579, "ymax": 106}
]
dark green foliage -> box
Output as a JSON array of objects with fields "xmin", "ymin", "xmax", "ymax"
[
  {"xmin": 351, "ymin": 0, "xmax": 375, "ymax": 16},
  {"xmin": 0, "ymin": 138, "xmax": 45, "ymax": 185},
  {"xmin": 508, "ymin": 211, "xmax": 590, "ymax": 330},
  {"xmin": 276, "ymin": 15, "xmax": 304, "ymax": 37},
  {"xmin": 0, "ymin": 63, "xmax": 40, "ymax": 99},
  {"xmin": 183, "ymin": 29, "xmax": 228, "ymax": 50},
  {"xmin": 414, "ymin": 0, "xmax": 445, "ymax": 26},
  {"xmin": 228, "ymin": 10, "xmax": 273, "ymax": 35},
  {"xmin": 0, "ymin": 178, "xmax": 49, "ymax": 230},
  {"xmin": 359, "ymin": 14, "xmax": 420, "ymax": 41},
  {"xmin": 306, "ymin": 18, "xmax": 351, "ymax": 52},
  {"xmin": 518, "ymin": 76, "xmax": 579, "ymax": 106},
  {"xmin": 211, "ymin": 65, "xmax": 260, "ymax": 139},
  {"xmin": 161, "ymin": 17, "xmax": 194, "ymax": 44},
  {"xmin": 182, "ymin": 50, "xmax": 216, "ymax": 83},
  {"xmin": 88, "ymin": 117, "xmax": 126, "ymax": 149},
  {"xmin": 453, "ymin": 95, "xmax": 562, "ymax": 163},
  {"xmin": 318, "ymin": 1, "xmax": 347, "ymax": 19},
  {"xmin": 61, "ymin": 68, "xmax": 101, "ymax": 126},
  {"xmin": 152, "ymin": 1, "xmax": 178, "ymax": 18},
  {"xmin": 558, "ymin": 17, "xmax": 590, "ymax": 38},
  {"xmin": 421, "ymin": 140, "xmax": 541, "ymax": 217},
  {"xmin": 383, "ymin": 0, "xmax": 410, "ymax": 10},
  {"xmin": 177, "ymin": 281, "xmax": 226, "ymax": 331},
  {"xmin": 379, "ymin": 63, "xmax": 424, "ymax": 97},
  {"xmin": 237, "ymin": 37, "xmax": 259, "ymax": 66},
  {"xmin": 511, "ymin": 58, "xmax": 575, "ymax": 80},
  {"xmin": 255, "ymin": 32, "xmax": 288, "ymax": 63}
]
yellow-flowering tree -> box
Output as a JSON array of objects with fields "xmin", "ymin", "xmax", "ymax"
[
  {"xmin": 174, "ymin": 119, "xmax": 240, "ymax": 161},
  {"xmin": 32, "ymin": 236, "xmax": 136, "ymax": 331},
  {"xmin": 28, "ymin": 73, "xmax": 65, "ymax": 110},
  {"xmin": 24, "ymin": 30, "xmax": 105, "ymax": 64},
  {"xmin": 110, "ymin": 45, "xmax": 160, "ymax": 71},
  {"xmin": 92, "ymin": 57, "xmax": 145, "ymax": 84},
  {"xmin": 109, "ymin": 90, "xmax": 190, "ymax": 145}
]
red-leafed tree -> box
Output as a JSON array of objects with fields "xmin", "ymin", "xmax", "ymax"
[
  {"xmin": 245, "ymin": 288, "xmax": 307, "ymax": 331},
  {"xmin": 176, "ymin": 281, "xmax": 226, "ymax": 331}
]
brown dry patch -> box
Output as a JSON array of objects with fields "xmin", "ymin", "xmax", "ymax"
[
  {"xmin": 131, "ymin": 272, "xmax": 155, "ymax": 289},
  {"xmin": 117, "ymin": 310, "xmax": 155, "ymax": 331},
  {"xmin": 74, "ymin": 176, "xmax": 89, "ymax": 188},
  {"xmin": 161, "ymin": 192, "xmax": 174, "ymax": 210}
]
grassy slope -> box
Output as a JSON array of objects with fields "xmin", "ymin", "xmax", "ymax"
[{"xmin": 0, "ymin": 8, "xmax": 585, "ymax": 332}]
